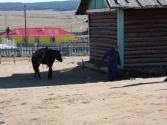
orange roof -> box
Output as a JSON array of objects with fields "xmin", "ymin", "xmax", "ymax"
[{"xmin": 0, "ymin": 27, "xmax": 73, "ymax": 37}]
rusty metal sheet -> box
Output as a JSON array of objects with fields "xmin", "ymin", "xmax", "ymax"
[{"xmin": 107, "ymin": 0, "xmax": 167, "ymax": 8}]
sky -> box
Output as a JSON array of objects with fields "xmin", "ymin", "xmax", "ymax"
[{"xmin": 0, "ymin": 0, "xmax": 67, "ymax": 3}]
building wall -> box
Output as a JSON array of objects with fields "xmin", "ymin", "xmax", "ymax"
[
  {"xmin": 12, "ymin": 36, "xmax": 22, "ymax": 44},
  {"xmin": 27, "ymin": 35, "xmax": 74, "ymax": 45},
  {"xmin": 56, "ymin": 35, "xmax": 74, "ymax": 45},
  {"xmin": 89, "ymin": 11, "xmax": 117, "ymax": 66},
  {"xmin": 28, "ymin": 36, "xmax": 35, "ymax": 44},
  {"xmin": 40, "ymin": 36, "xmax": 50, "ymax": 44},
  {"xmin": 124, "ymin": 8, "xmax": 167, "ymax": 68},
  {"xmin": 1, "ymin": 35, "xmax": 74, "ymax": 45}
]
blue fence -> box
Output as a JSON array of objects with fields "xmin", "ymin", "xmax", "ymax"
[{"xmin": 0, "ymin": 46, "xmax": 89, "ymax": 56}]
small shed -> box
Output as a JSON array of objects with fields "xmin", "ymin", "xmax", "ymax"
[{"xmin": 76, "ymin": 0, "xmax": 167, "ymax": 69}]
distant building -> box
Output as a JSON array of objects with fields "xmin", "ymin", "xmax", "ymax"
[{"xmin": 0, "ymin": 27, "xmax": 74, "ymax": 46}]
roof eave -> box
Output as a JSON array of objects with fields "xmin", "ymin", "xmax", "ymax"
[{"xmin": 110, "ymin": 5, "xmax": 167, "ymax": 9}]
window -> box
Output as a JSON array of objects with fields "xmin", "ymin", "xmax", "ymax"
[
  {"xmin": 50, "ymin": 37, "xmax": 55, "ymax": 43},
  {"xmin": 35, "ymin": 37, "xmax": 40, "ymax": 43}
]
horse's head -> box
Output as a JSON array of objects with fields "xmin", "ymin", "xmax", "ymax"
[{"xmin": 53, "ymin": 50, "xmax": 63, "ymax": 62}]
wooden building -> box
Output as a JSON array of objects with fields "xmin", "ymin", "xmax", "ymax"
[{"xmin": 76, "ymin": 0, "xmax": 167, "ymax": 69}]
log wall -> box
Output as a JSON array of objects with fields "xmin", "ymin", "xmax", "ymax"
[
  {"xmin": 89, "ymin": 12, "xmax": 117, "ymax": 66},
  {"xmin": 124, "ymin": 8, "xmax": 167, "ymax": 68}
]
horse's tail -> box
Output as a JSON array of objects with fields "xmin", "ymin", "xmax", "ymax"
[{"xmin": 31, "ymin": 55, "xmax": 36, "ymax": 72}]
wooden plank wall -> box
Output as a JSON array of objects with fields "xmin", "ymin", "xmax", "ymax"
[
  {"xmin": 89, "ymin": 11, "xmax": 117, "ymax": 65},
  {"xmin": 124, "ymin": 8, "xmax": 167, "ymax": 68}
]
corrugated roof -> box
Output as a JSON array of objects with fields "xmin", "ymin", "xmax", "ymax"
[
  {"xmin": 0, "ymin": 28, "xmax": 73, "ymax": 37},
  {"xmin": 107, "ymin": 0, "xmax": 167, "ymax": 8},
  {"xmin": 75, "ymin": 0, "xmax": 167, "ymax": 15}
]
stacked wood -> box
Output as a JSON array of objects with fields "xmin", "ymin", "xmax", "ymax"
[
  {"xmin": 124, "ymin": 8, "xmax": 167, "ymax": 67},
  {"xmin": 89, "ymin": 12, "xmax": 117, "ymax": 65}
]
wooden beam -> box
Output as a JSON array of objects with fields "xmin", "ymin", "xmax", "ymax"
[
  {"xmin": 124, "ymin": 41, "xmax": 167, "ymax": 47},
  {"xmin": 90, "ymin": 38, "xmax": 117, "ymax": 44},
  {"xmin": 89, "ymin": 12, "xmax": 117, "ymax": 19},
  {"xmin": 125, "ymin": 62, "xmax": 167, "ymax": 67},
  {"xmin": 90, "ymin": 34, "xmax": 117, "ymax": 39},
  {"xmin": 125, "ymin": 46, "xmax": 167, "ymax": 51},
  {"xmin": 125, "ymin": 54, "xmax": 167, "ymax": 59},
  {"xmin": 125, "ymin": 58, "xmax": 167, "ymax": 64},
  {"xmin": 90, "ymin": 27, "xmax": 117, "ymax": 31},
  {"xmin": 125, "ymin": 50, "xmax": 167, "ymax": 56},
  {"xmin": 117, "ymin": 8, "xmax": 124, "ymax": 69},
  {"xmin": 90, "ymin": 42, "xmax": 115, "ymax": 48},
  {"xmin": 86, "ymin": 8, "xmax": 111, "ymax": 13},
  {"xmin": 90, "ymin": 23, "xmax": 117, "ymax": 27},
  {"xmin": 88, "ymin": 14, "xmax": 90, "ymax": 60},
  {"xmin": 90, "ymin": 19, "xmax": 117, "ymax": 23}
]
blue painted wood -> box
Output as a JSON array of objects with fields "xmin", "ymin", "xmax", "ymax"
[
  {"xmin": 88, "ymin": 14, "xmax": 90, "ymax": 60},
  {"xmin": 117, "ymin": 9, "xmax": 124, "ymax": 69},
  {"xmin": 88, "ymin": 0, "xmax": 107, "ymax": 9}
]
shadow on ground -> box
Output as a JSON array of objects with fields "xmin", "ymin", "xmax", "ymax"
[
  {"xmin": 0, "ymin": 65, "xmax": 166, "ymax": 89},
  {"xmin": 111, "ymin": 81, "xmax": 166, "ymax": 89},
  {"xmin": 0, "ymin": 66, "xmax": 107, "ymax": 89}
]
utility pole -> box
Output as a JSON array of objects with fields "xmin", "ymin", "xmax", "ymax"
[
  {"xmin": 5, "ymin": 15, "xmax": 7, "ymax": 29},
  {"xmin": 24, "ymin": 4, "xmax": 27, "ymax": 47},
  {"xmin": 71, "ymin": 24, "xmax": 72, "ymax": 33}
]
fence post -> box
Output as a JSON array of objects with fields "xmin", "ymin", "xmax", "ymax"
[
  {"xmin": 29, "ymin": 47, "xmax": 30, "ymax": 55},
  {"xmin": 17, "ymin": 46, "xmax": 19, "ymax": 55},
  {"xmin": 0, "ymin": 54, "xmax": 1, "ymax": 64},
  {"xmin": 20, "ymin": 44, "xmax": 23, "ymax": 57},
  {"xmin": 60, "ymin": 45, "xmax": 62, "ymax": 54},
  {"xmin": 67, "ymin": 43, "xmax": 70, "ymax": 56},
  {"xmin": 14, "ymin": 55, "xmax": 16, "ymax": 64}
]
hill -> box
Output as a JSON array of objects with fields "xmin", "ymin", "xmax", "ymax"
[{"xmin": 0, "ymin": 0, "xmax": 80, "ymax": 11}]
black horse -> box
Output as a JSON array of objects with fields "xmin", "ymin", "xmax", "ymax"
[{"xmin": 31, "ymin": 48, "xmax": 63, "ymax": 79}]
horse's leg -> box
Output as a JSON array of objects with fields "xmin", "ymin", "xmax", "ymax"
[
  {"xmin": 32, "ymin": 58, "xmax": 37, "ymax": 78},
  {"xmin": 50, "ymin": 67, "xmax": 52, "ymax": 79},
  {"xmin": 34, "ymin": 62, "xmax": 41, "ymax": 78},
  {"xmin": 37, "ymin": 64, "xmax": 41, "ymax": 78},
  {"xmin": 48, "ymin": 67, "xmax": 51, "ymax": 79},
  {"xmin": 48, "ymin": 67, "xmax": 52, "ymax": 79},
  {"xmin": 32, "ymin": 56, "xmax": 41, "ymax": 79},
  {"xmin": 48, "ymin": 67, "xmax": 50, "ymax": 79},
  {"xmin": 47, "ymin": 61, "xmax": 53, "ymax": 79},
  {"xmin": 34, "ymin": 66, "xmax": 38, "ymax": 78},
  {"xmin": 34, "ymin": 72, "xmax": 36, "ymax": 78}
]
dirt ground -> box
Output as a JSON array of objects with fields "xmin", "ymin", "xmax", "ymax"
[{"xmin": 0, "ymin": 56, "xmax": 167, "ymax": 125}]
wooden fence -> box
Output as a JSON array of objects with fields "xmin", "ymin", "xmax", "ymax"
[{"xmin": 0, "ymin": 46, "xmax": 89, "ymax": 57}]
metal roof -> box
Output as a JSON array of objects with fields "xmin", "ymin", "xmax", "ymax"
[
  {"xmin": 0, "ymin": 28, "xmax": 73, "ymax": 37},
  {"xmin": 107, "ymin": 0, "xmax": 167, "ymax": 8},
  {"xmin": 75, "ymin": 0, "xmax": 167, "ymax": 15}
]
